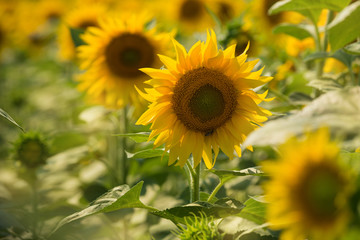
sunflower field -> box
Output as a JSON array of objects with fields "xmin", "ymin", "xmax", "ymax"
[{"xmin": 1, "ymin": 0, "xmax": 360, "ymax": 239}]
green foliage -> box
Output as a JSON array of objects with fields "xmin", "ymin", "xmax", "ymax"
[
  {"xmin": 237, "ymin": 197, "xmax": 267, "ymax": 225},
  {"xmin": 273, "ymin": 23, "xmax": 314, "ymax": 40},
  {"xmin": 209, "ymin": 167, "xmax": 265, "ymax": 183},
  {"xmin": 245, "ymin": 87, "xmax": 360, "ymax": 148},
  {"xmin": 113, "ymin": 132, "xmax": 153, "ymax": 143},
  {"xmin": 0, "ymin": 108, "xmax": 24, "ymax": 132},
  {"xmin": 69, "ymin": 27, "xmax": 86, "ymax": 47},
  {"xmin": 152, "ymin": 198, "xmax": 244, "ymax": 225},
  {"xmin": 344, "ymin": 41, "xmax": 360, "ymax": 55},
  {"xmin": 328, "ymin": 1, "xmax": 360, "ymax": 51},
  {"xmin": 52, "ymin": 181, "xmax": 155, "ymax": 234}
]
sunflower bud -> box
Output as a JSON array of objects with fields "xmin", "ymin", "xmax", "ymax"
[
  {"xmin": 13, "ymin": 132, "xmax": 49, "ymax": 168},
  {"xmin": 173, "ymin": 212, "xmax": 223, "ymax": 240}
]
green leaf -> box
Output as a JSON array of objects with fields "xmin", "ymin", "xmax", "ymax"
[
  {"xmin": 51, "ymin": 181, "xmax": 156, "ymax": 234},
  {"xmin": 344, "ymin": 41, "xmax": 360, "ymax": 55},
  {"xmin": 0, "ymin": 108, "xmax": 24, "ymax": 132},
  {"xmin": 151, "ymin": 198, "xmax": 244, "ymax": 225},
  {"xmin": 328, "ymin": 1, "xmax": 360, "ymax": 51},
  {"xmin": 304, "ymin": 49, "xmax": 354, "ymax": 68},
  {"xmin": 304, "ymin": 51, "xmax": 329, "ymax": 62},
  {"xmin": 113, "ymin": 132, "xmax": 152, "ymax": 143},
  {"xmin": 69, "ymin": 27, "xmax": 86, "ymax": 47},
  {"xmin": 269, "ymin": 0, "xmax": 320, "ymax": 23},
  {"xmin": 307, "ymin": 78, "xmax": 342, "ymax": 92},
  {"xmin": 269, "ymin": 0, "xmax": 351, "ymax": 23},
  {"xmin": 126, "ymin": 149, "xmax": 166, "ymax": 159},
  {"xmin": 237, "ymin": 196, "xmax": 267, "ymax": 225},
  {"xmin": 273, "ymin": 23, "xmax": 314, "ymax": 40},
  {"xmin": 209, "ymin": 167, "xmax": 265, "ymax": 183},
  {"xmin": 244, "ymin": 87, "xmax": 360, "ymax": 148}
]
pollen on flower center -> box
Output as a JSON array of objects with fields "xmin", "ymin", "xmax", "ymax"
[
  {"xmin": 189, "ymin": 84, "xmax": 225, "ymax": 122},
  {"xmin": 172, "ymin": 67, "xmax": 237, "ymax": 133},
  {"xmin": 105, "ymin": 33, "xmax": 155, "ymax": 78}
]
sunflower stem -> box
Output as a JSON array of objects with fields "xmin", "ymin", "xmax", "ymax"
[
  {"xmin": 207, "ymin": 179, "xmax": 224, "ymax": 202},
  {"xmin": 30, "ymin": 170, "xmax": 39, "ymax": 239},
  {"xmin": 120, "ymin": 106, "xmax": 129, "ymax": 184},
  {"xmin": 186, "ymin": 160, "xmax": 201, "ymax": 203}
]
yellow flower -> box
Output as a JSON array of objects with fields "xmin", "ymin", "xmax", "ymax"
[
  {"xmin": 262, "ymin": 128, "xmax": 353, "ymax": 240},
  {"xmin": 285, "ymin": 36, "xmax": 315, "ymax": 57},
  {"xmin": 57, "ymin": 4, "xmax": 106, "ymax": 61},
  {"xmin": 77, "ymin": 13, "xmax": 174, "ymax": 112},
  {"xmin": 156, "ymin": 0, "xmax": 215, "ymax": 34},
  {"xmin": 207, "ymin": 0, "xmax": 246, "ymax": 24},
  {"xmin": 137, "ymin": 30, "xmax": 272, "ymax": 169},
  {"xmin": 323, "ymin": 58, "xmax": 347, "ymax": 74}
]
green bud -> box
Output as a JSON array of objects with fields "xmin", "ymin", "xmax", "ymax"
[
  {"xmin": 13, "ymin": 132, "xmax": 49, "ymax": 168},
  {"xmin": 173, "ymin": 212, "xmax": 223, "ymax": 240}
]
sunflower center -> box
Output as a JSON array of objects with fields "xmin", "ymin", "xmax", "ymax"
[
  {"xmin": 105, "ymin": 33, "xmax": 155, "ymax": 78},
  {"xmin": 295, "ymin": 163, "xmax": 344, "ymax": 225},
  {"xmin": 217, "ymin": 2, "xmax": 233, "ymax": 22},
  {"xmin": 264, "ymin": 0, "xmax": 283, "ymax": 26},
  {"xmin": 180, "ymin": 0, "xmax": 204, "ymax": 21},
  {"xmin": 189, "ymin": 84, "xmax": 225, "ymax": 122},
  {"xmin": 172, "ymin": 67, "xmax": 237, "ymax": 134}
]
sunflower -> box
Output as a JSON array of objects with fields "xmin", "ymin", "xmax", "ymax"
[
  {"xmin": 57, "ymin": 4, "xmax": 106, "ymax": 61},
  {"xmin": 77, "ymin": 13, "xmax": 174, "ymax": 112},
  {"xmin": 136, "ymin": 30, "xmax": 272, "ymax": 169},
  {"xmin": 156, "ymin": 0, "xmax": 215, "ymax": 34},
  {"xmin": 262, "ymin": 128, "xmax": 353, "ymax": 240},
  {"xmin": 250, "ymin": 0, "xmax": 304, "ymax": 48},
  {"xmin": 207, "ymin": 0, "xmax": 246, "ymax": 24}
]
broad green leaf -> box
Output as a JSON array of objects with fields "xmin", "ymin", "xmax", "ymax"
[
  {"xmin": 126, "ymin": 149, "xmax": 166, "ymax": 159},
  {"xmin": 344, "ymin": 41, "xmax": 360, "ymax": 55},
  {"xmin": 151, "ymin": 198, "xmax": 244, "ymax": 225},
  {"xmin": 307, "ymin": 78, "xmax": 342, "ymax": 92},
  {"xmin": 269, "ymin": 0, "xmax": 351, "ymax": 23},
  {"xmin": 237, "ymin": 196, "xmax": 267, "ymax": 225},
  {"xmin": 244, "ymin": 87, "xmax": 360, "ymax": 148},
  {"xmin": 209, "ymin": 167, "xmax": 265, "ymax": 183},
  {"xmin": 304, "ymin": 51, "xmax": 329, "ymax": 62},
  {"xmin": 0, "ymin": 108, "xmax": 24, "ymax": 132},
  {"xmin": 304, "ymin": 49, "xmax": 354, "ymax": 68},
  {"xmin": 52, "ymin": 181, "xmax": 156, "ymax": 233},
  {"xmin": 69, "ymin": 27, "xmax": 86, "ymax": 47},
  {"xmin": 269, "ymin": 0, "xmax": 321, "ymax": 23},
  {"xmin": 113, "ymin": 132, "xmax": 152, "ymax": 143},
  {"xmin": 273, "ymin": 23, "xmax": 314, "ymax": 40},
  {"xmin": 328, "ymin": 1, "xmax": 360, "ymax": 51}
]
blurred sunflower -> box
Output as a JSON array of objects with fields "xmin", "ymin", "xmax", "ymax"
[
  {"xmin": 207, "ymin": 0, "xmax": 246, "ymax": 24},
  {"xmin": 77, "ymin": 13, "xmax": 174, "ymax": 112},
  {"xmin": 57, "ymin": 4, "xmax": 106, "ymax": 61},
  {"xmin": 157, "ymin": 0, "xmax": 215, "ymax": 34},
  {"xmin": 250, "ymin": 0, "xmax": 304, "ymax": 50},
  {"xmin": 262, "ymin": 128, "xmax": 353, "ymax": 240},
  {"xmin": 137, "ymin": 30, "xmax": 272, "ymax": 169}
]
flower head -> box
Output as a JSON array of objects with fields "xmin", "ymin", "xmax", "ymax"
[
  {"xmin": 13, "ymin": 132, "xmax": 49, "ymax": 168},
  {"xmin": 58, "ymin": 4, "xmax": 106, "ymax": 61},
  {"xmin": 173, "ymin": 212, "xmax": 223, "ymax": 240},
  {"xmin": 262, "ymin": 128, "xmax": 353, "ymax": 240},
  {"xmin": 137, "ymin": 30, "xmax": 272, "ymax": 169},
  {"xmin": 77, "ymin": 13, "xmax": 174, "ymax": 112}
]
